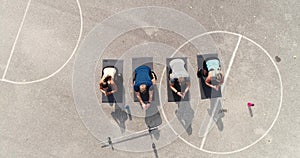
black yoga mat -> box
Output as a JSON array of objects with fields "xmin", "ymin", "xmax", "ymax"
[
  {"xmin": 166, "ymin": 57, "xmax": 190, "ymax": 102},
  {"xmin": 132, "ymin": 57, "xmax": 154, "ymax": 102},
  {"xmin": 101, "ymin": 59, "xmax": 124, "ymax": 103},
  {"xmin": 197, "ymin": 54, "xmax": 222, "ymax": 99}
]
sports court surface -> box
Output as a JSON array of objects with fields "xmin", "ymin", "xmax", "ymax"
[{"xmin": 0, "ymin": 0, "xmax": 299, "ymax": 157}]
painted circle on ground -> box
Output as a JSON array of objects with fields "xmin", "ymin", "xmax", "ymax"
[
  {"xmin": 158, "ymin": 31, "xmax": 283, "ymax": 154},
  {"xmin": 72, "ymin": 6, "xmax": 282, "ymax": 154},
  {"xmin": 72, "ymin": 6, "xmax": 217, "ymax": 152},
  {"xmin": 1, "ymin": 0, "xmax": 83, "ymax": 85},
  {"xmin": 95, "ymin": 41, "xmax": 199, "ymax": 151}
]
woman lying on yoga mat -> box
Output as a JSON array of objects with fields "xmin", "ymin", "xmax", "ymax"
[
  {"xmin": 99, "ymin": 66, "xmax": 118, "ymax": 96},
  {"xmin": 198, "ymin": 57, "xmax": 224, "ymax": 91},
  {"xmin": 133, "ymin": 65, "xmax": 157, "ymax": 109},
  {"xmin": 169, "ymin": 59, "xmax": 191, "ymax": 99}
]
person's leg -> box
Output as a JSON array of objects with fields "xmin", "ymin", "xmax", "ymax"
[
  {"xmin": 168, "ymin": 68, "xmax": 172, "ymax": 80},
  {"xmin": 150, "ymin": 70, "xmax": 157, "ymax": 85},
  {"xmin": 132, "ymin": 71, "xmax": 136, "ymax": 83},
  {"xmin": 202, "ymin": 60, "xmax": 208, "ymax": 77}
]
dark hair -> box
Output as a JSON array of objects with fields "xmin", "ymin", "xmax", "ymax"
[
  {"xmin": 100, "ymin": 82, "xmax": 109, "ymax": 88},
  {"xmin": 103, "ymin": 76, "xmax": 112, "ymax": 82},
  {"xmin": 100, "ymin": 76, "xmax": 112, "ymax": 89}
]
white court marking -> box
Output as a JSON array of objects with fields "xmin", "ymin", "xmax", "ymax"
[
  {"xmin": 199, "ymin": 35, "xmax": 242, "ymax": 149},
  {"xmin": 1, "ymin": 0, "xmax": 32, "ymax": 80},
  {"xmin": 159, "ymin": 30, "xmax": 283, "ymax": 154},
  {"xmin": 0, "ymin": 0, "xmax": 83, "ymax": 84}
]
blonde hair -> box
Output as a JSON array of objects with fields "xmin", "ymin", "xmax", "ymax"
[{"xmin": 139, "ymin": 84, "xmax": 147, "ymax": 94}]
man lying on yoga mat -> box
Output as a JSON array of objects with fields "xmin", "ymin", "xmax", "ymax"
[
  {"xmin": 169, "ymin": 59, "xmax": 191, "ymax": 99},
  {"xmin": 198, "ymin": 57, "xmax": 224, "ymax": 91},
  {"xmin": 99, "ymin": 66, "xmax": 118, "ymax": 96},
  {"xmin": 133, "ymin": 65, "xmax": 157, "ymax": 109}
]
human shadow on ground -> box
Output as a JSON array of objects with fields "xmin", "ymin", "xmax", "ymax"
[
  {"xmin": 144, "ymin": 85, "xmax": 162, "ymax": 140},
  {"xmin": 111, "ymin": 103, "xmax": 128, "ymax": 133},
  {"xmin": 175, "ymin": 100, "xmax": 195, "ymax": 135},
  {"xmin": 207, "ymin": 97, "xmax": 225, "ymax": 131},
  {"xmin": 152, "ymin": 142, "xmax": 159, "ymax": 158}
]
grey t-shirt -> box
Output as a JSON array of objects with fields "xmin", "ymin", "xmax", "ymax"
[{"xmin": 169, "ymin": 59, "xmax": 189, "ymax": 81}]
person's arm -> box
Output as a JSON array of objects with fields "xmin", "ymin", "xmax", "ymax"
[
  {"xmin": 100, "ymin": 87, "xmax": 106, "ymax": 94},
  {"xmin": 135, "ymin": 91, "xmax": 145, "ymax": 106},
  {"xmin": 219, "ymin": 72, "xmax": 224, "ymax": 84},
  {"xmin": 106, "ymin": 80, "xmax": 118, "ymax": 95},
  {"xmin": 169, "ymin": 82, "xmax": 184, "ymax": 98},
  {"xmin": 169, "ymin": 82, "xmax": 179, "ymax": 94},
  {"xmin": 205, "ymin": 76, "xmax": 219, "ymax": 91},
  {"xmin": 169, "ymin": 82, "xmax": 177, "ymax": 93},
  {"xmin": 99, "ymin": 80, "xmax": 106, "ymax": 94},
  {"xmin": 148, "ymin": 86, "xmax": 153, "ymax": 103},
  {"xmin": 216, "ymin": 74, "xmax": 224, "ymax": 90},
  {"xmin": 182, "ymin": 81, "xmax": 191, "ymax": 98}
]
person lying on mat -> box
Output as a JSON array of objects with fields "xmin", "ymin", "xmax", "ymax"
[
  {"xmin": 169, "ymin": 59, "xmax": 191, "ymax": 99},
  {"xmin": 198, "ymin": 57, "xmax": 224, "ymax": 91},
  {"xmin": 133, "ymin": 65, "xmax": 157, "ymax": 109},
  {"xmin": 99, "ymin": 66, "xmax": 118, "ymax": 96}
]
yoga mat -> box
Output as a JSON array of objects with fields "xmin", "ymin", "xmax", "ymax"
[
  {"xmin": 101, "ymin": 59, "xmax": 124, "ymax": 103},
  {"xmin": 132, "ymin": 57, "xmax": 154, "ymax": 102},
  {"xmin": 197, "ymin": 54, "xmax": 222, "ymax": 99},
  {"xmin": 166, "ymin": 57, "xmax": 190, "ymax": 102}
]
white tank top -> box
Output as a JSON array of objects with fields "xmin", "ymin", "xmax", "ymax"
[{"xmin": 103, "ymin": 67, "xmax": 116, "ymax": 78}]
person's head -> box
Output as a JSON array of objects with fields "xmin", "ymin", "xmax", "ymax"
[
  {"xmin": 100, "ymin": 82, "xmax": 109, "ymax": 90},
  {"xmin": 103, "ymin": 75, "xmax": 112, "ymax": 82},
  {"xmin": 100, "ymin": 76, "xmax": 112, "ymax": 90},
  {"xmin": 213, "ymin": 69, "xmax": 223, "ymax": 84},
  {"xmin": 178, "ymin": 77, "xmax": 185, "ymax": 83},
  {"xmin": 139, "ymin": 84, "xmax": 147, "ymax": 94}
]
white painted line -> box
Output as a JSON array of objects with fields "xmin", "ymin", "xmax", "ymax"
[
  {"xmin": 223, "ymin": 35, "xmax": 242, "ymax": 86},
  {"xmin": 199, "ymin": 35, "xmax": 242, "ymax": 149},
  {"xmin": 160, "ymin": 30, "xmax": 283, "ymax": 154},
  {"xmin": 1, "ymin": 0, "xmax": 83, "ymax": 85},
  {"xmin": 1, "ymin": 0, "xmax": 32, "ymax": 80},
  {"xmin": 198, "ymin": 98, "xmax": 219, "ymax": 147}
]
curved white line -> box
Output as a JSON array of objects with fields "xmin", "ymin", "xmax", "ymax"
[
  {"xmin": 159, "ymin": 30, "xmax": 283, "ymax": 154},
  {"xmin": 200, "ymin": 35, "xmax": 242, "ymax": 149},
  {"xmin": 1, "ymin": 0, "xmax": 83, "ymax": 85}
]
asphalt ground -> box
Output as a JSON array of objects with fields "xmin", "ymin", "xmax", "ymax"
[{"xmin": 0, "ymin": 0, "xmax": 299, "ymax": 157}]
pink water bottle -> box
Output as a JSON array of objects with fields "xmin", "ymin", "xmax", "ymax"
[{"xmin": 247, "ymin": 102, "xmax": 254, "ymax": 107}]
